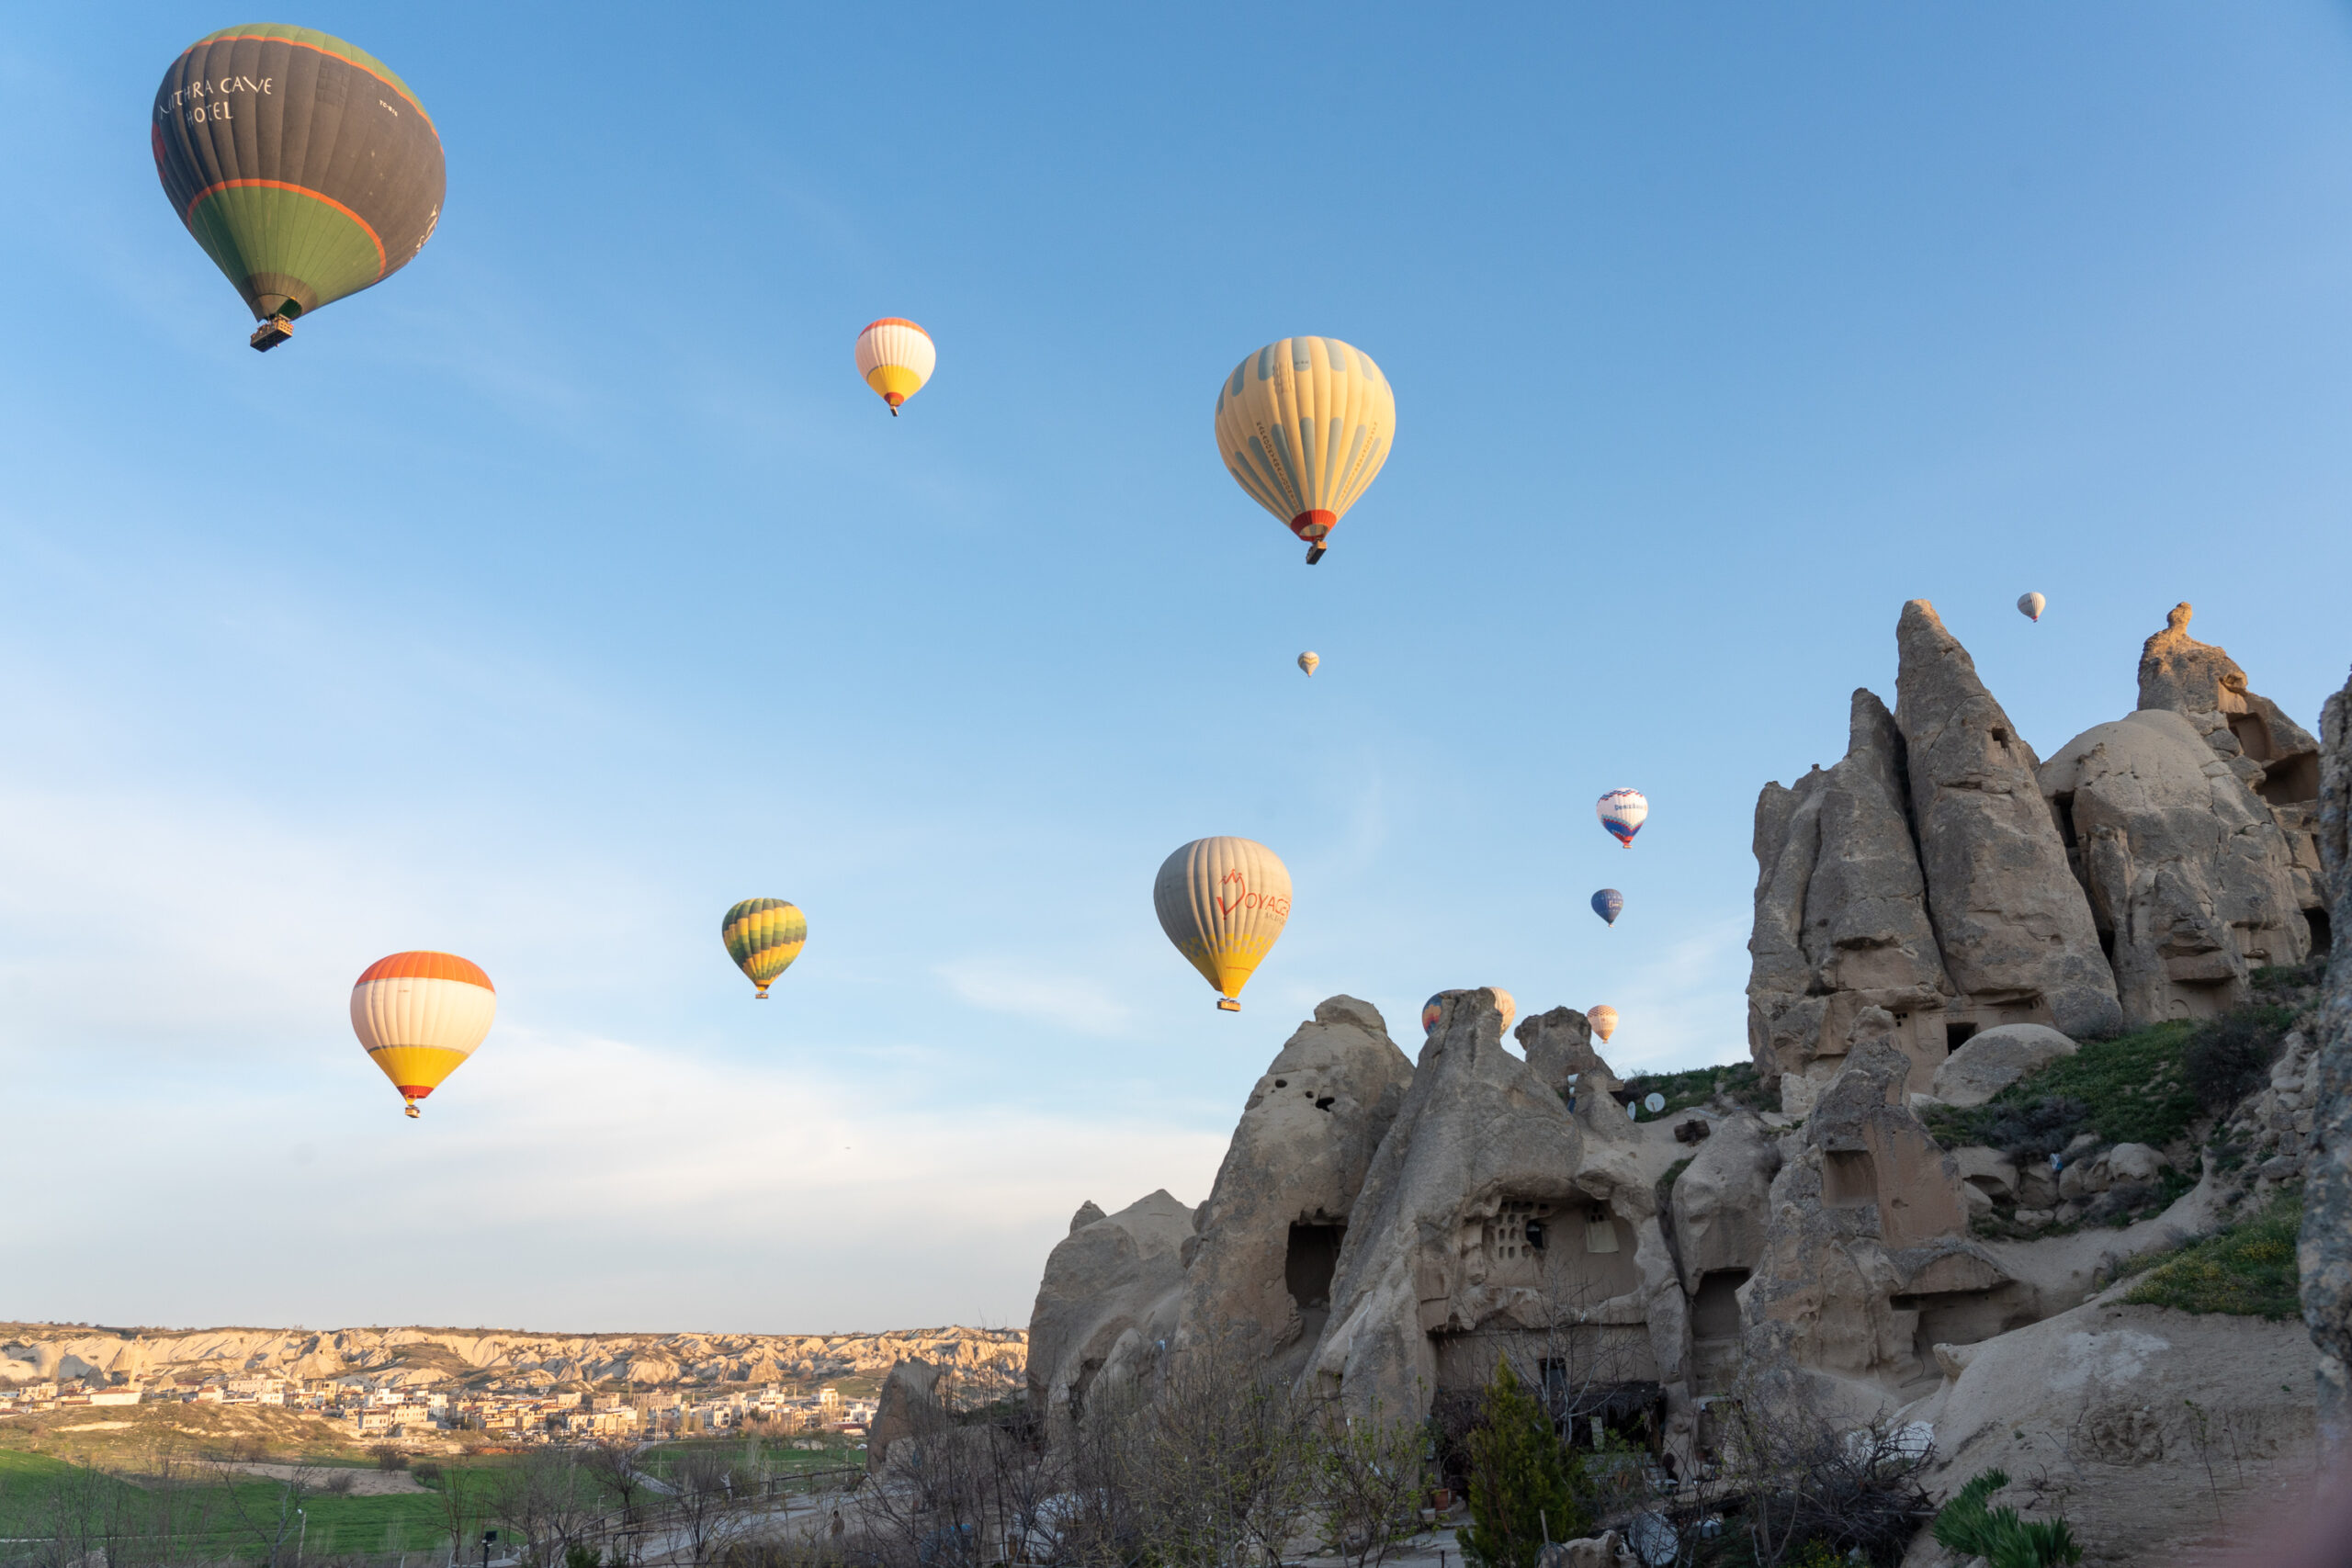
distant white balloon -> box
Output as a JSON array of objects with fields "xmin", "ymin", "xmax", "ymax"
[
  {"xmin": 1297, "ymin": 651, "xmax": 1319, "ymax": 677},
  {"xmin": 2018, "ymin": 592, "xmax": 2046, "ymax": 622}
]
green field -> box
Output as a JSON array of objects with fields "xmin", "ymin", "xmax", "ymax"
[
  {"xmin": 0, "ymin": 1428, "xmax": 870, "ymax": 1565},
  {"xmin": 0, "ymin": 1447, "xmax": 454, "ymax": 1558}
]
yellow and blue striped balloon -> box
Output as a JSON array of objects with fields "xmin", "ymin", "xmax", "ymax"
[
  {"xmin": 723, "ymin": 898, "xmax": 807, "ymax": 998},
  {"xmin": 1213, "ymin": 336, "xmax": 1396, "ymax": 564}
]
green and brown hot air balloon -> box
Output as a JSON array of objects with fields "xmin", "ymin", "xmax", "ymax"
[
  {"xmin": 151, "ymin": 25, "xmax": 446, "ymax": 352},
  {"xmin": 723, "ymin": 898, "xmax": 807, "ymax": 998}
]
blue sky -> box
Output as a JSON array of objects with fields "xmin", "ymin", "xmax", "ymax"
[{"xmin": 5, "ymin": 4, "xmax": 2351, "ymax": 1335}]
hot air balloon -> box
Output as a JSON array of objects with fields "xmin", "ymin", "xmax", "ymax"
[
  {"xmin": 1154, "ymin": 837, "xmax": 1291, "ymax": 1010},
  {"xmin": 1591, "ymin": 888, "xmax": 1624, "ymax": 926},
  {"xmin": 349, "ymin": 951, "xmax": 493, "ymax": 1119},
  {"xmin": 1213, "ymin": 336, "xmax": 1396, "ymax": 564},
  {"xmin": 1421, "ymin": 988, "xmax": 1516, "ymax": 1037},
  {"xmin": 2018, "ymin": 592, "xmax": 2046, "ymax": 622},
  {"xmin": 1297, "ymin": 651, "xmax": 1319, "ymax": 677},
  {"xmin": 723, "ymin": 898, "xmax": 808, "ymax": 998},
  {"xmin": 1597, "ymin": 789, "xmax": 1648, "ymax": 848},
  {"xmin": 854, "ymin": 319, "xmax": 935, "ymax": 414},
  {"xmin": 1589, "ymin": 1004, "xmax": 1618, "ymax": 1043},
  {"xmin": 152, "ymin": 26, "xmax": 446, "ymax": 352}
]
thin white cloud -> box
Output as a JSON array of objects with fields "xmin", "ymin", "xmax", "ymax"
[
  {"xmin": 934, "ymin": 959, "xmax": 1136, "ymax": 1036},
  {"xmin": 1596, "ymin": 913, "xmax": 1754, "ymax": 1074},
  {"xmin": 2, "ymin": 1023, "xmax": 1221, "ymax": 1332}
]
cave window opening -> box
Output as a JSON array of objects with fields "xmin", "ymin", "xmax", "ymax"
[
  {"xmin": 2258, "ymin": 752, "xmax": 2322, "ymax": 807},
  {"xmin": 1284, "ymin": 1223, "xmax": 1343, "ymax": 1311},
  {"xmin": 2309, "ymin": 908, "xmax": 2334, "ymax": 955},
  {"xmin": 2228, "ymin": 713, "xmax": 2275, "ymax": 763},
  {"xmin": 1583, "ymin": 1211, "xmax": 1619, "ymax": 1253},
  {"xmin": 1823, "ymin": 1149, "xmax": 1877, "ymax": 1209},
  {"xmin": 1690, "ymin": 1269, "xmax": 1748, "ymax": 1340},
  {"xmin": 1314, "ymin": 1095, "xmax": 1335, "ymax": 1111},
  {"xmin": 1944, "ymin": 1021, "xmax": 1977, "ymax": 1055},
  {"xmin": 2051, "ymin": 792, "xmax": 2078, "ymax": 849}
]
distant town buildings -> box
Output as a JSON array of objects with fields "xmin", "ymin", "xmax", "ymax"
[{"xmin": 0, "ymin": 1367, "xmax": 881, "ymax": 1444}]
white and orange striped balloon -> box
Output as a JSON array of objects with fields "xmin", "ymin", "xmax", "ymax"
[
  {"xmin": 854, "ymin": 318, "xmax": 935, "ymax": 414},
  {"xmin": 1589, "ymin": 1004, "xmax": 1619, "ymax": 1043},
  {"xmin": 349, "ymin": 951, "xmax": 496, "ymax": 1119},
  {"xmin": 1153, "ymin": 837, "xmax": 1292, "ymax": 1011}
]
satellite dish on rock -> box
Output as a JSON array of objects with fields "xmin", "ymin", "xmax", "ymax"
[{"xmin": 1643, "ymin": 1092, "xmax": 1666, "ymax": 1114}]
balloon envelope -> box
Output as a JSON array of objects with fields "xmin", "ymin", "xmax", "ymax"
[
  {"xmin": 350, "ymin": 951, "xmax": 493, "ymax": 1117},
  {"xmin": 152, "ymin": 26, "xmax": 445, "ymax": 342},
  {"xmin": 723, "ymin": 898, "xmax": 808, "ymax": 998},
  {"xmin": 1589, "ymin": 1004, "xmax": 1619, "ymax": 1043},
  {"xmin": 2018, "ymin": 592, "xmax": 2046, "ymax": 622},
  {"xmin": 1213, "ymin": 337, "xmax": 1396, "ymax": 558},
  {"xmin": 1154, "ymin": 837, "xmax": 1292, "ymax": 1010},
  {"xmin": 1297, "ymin": 651, "xmax": 1319, "ymax": 677},
  {"xmin": 854, "ymin": 319, "xmax": 935, "ymax": 412},
  {"xmin": 1597, "ymin": 789, "xmax": 1649, "ymax": 847},
  {"xmin": 1591, "ymin": 888, "xmax": 1624, "ymax": 926}
]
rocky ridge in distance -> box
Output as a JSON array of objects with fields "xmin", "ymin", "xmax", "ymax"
[{"xmin": 0, "ymin": 1322, "xmax": 1024, "ymax": 1393}]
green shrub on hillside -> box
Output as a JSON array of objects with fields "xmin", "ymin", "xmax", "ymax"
[
  {"xmin": 1930, "ymin": 1469, "xmax": 2082, "ymax": 1566},
  {"xmin": 2181, "ymin": 1004, "xmax": 2296, "ymax": 1112},
  {"xmin": 2118, "ymin": 1185, "xmax": 2303, "ymax": 1320},
  {"xmin": 1615, "ymin": 1062, "xmax": 1772, "ymax": 1121},
  {"xmin": 2249, "ymin": 954, "xmax": 2327, "ymax": 993},
  {"xmin": 1923, "ymin": 1021, "xmax": 2200, "ymax": 1159}
]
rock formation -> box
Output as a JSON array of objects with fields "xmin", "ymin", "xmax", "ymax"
[
  {"xmin": 1306, "ymin": 988, "xmax": 1684, "ymax": 1419},
  {"xmin": 1748, "ymin": 690, "xmax": 1953, "ymax": 1111},
  {"xmin": 866, "ymin": 1358, "xmax": 943, "ymax": 1472},
  {"xmin": 1895, "ymin": 601, "xmax": 2122, "ymax": 1041},
  {"xmin": 1516, "ymin": 1005, "xmax": 1615, "ymax": 1100},
  {"xmin": 1750, "ymin": 603, "xmax": 2334, "ymax": 1113},
  {"xmin": 1668, "ymin": 1111, "xmax": 1780, "ymax": 1396},
  {"xmin": 1023, "ymin": 1190, "xmax": 1194, "ymax": 1429},
  {"xmin": 1927, "ymin": 1023, "xmax": 2075, "ymax": 1109},
  {"xmin": 1904, "ymin": 1298, "xmax": 2319, "ymax": 1565},
  {"xmin": 1741, "ymin": 1022, "xmax": 2022, "ymax": 1405},
  {"xmin": 2041, "ymin": 707, "xmax": 2309, "ymax": 1021},
  {"xmin": 2305, "ymin": 663, "xmax": 2352, "ymax": 1462},
  {"xmin": 1019, "ymin": 601, "xmax": 2346, "ymax": 1543},
  {"xmin": 1170, "ymin": 997, "xmax": 1413, "ymax": 1382}
]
